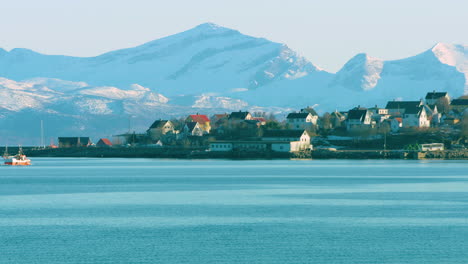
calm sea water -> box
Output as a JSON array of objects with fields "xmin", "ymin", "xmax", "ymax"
[{"xmin": 1, "ymin": 158, "xmax": 468, "ymax": 264}]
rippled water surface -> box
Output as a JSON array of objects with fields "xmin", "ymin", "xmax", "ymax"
[{"xmin": 1, "ymin": 158, "xmax": 468, "ymax": 263}]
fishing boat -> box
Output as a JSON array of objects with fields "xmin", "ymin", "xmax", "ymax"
[{"xmin": 3, "ymin": 147, "xmax": 31, "ymax": 166}]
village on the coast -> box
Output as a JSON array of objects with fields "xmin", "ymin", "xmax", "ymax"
[{"xmin": 40, "ymin": 91, "xmax": 468, "ymax": 159}]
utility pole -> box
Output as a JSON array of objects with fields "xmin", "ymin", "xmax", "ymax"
[
  {"xmin": 40, "ymin": 120, "xmax": 45, "ymax": 148},
  {"xmin": 384, "ymin": 131, "xmax": 387, "ymax": 151}
]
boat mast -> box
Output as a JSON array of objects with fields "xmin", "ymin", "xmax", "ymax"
[{"xmin": 3, "ymin": 145, "xmax": 8, "ymax": 158}]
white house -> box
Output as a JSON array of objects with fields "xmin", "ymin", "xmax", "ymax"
[
  {"xmin": 286, "ymin": 113, "xmax": 318, "ymax": 130},
  {"xmin": 262, "ymin": 130, "xmax": 312, "ymax": 152},
  {"xmin": 402, "ymin": 106, "xmax": 430, "ymax": 128}
]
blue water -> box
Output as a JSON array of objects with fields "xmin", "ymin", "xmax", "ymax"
[{"xmin": 1, "ymin": 158, "xmax": 468, "ymax": 263}]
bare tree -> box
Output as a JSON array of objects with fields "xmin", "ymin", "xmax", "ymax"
[
  {"xmin": 436, "ymin": 97, "xmax": 450, "ymax": 114},
  {"xmin": 320, "ymin": 112, "xmax": 331, "ymax": 130}
]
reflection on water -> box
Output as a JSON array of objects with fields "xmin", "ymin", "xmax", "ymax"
[{"xmin": 1, "ymin": 159, "xmax": 467, "ymax": 263}]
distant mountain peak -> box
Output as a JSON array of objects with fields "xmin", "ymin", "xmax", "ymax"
[
  {"xmin": 194, "ymin": 22, "xmax": 225, "ymax": 30},
  {"xmin": 182, "ymin": 22, "xmax": 237, "ymax": 36},
  {"xmin": 331, "ymin": 53, "xmax": 384, "ymax": 91}
]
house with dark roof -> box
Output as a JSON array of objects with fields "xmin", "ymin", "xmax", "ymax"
[
  {"xmin": 346, "ymin": 108, "xmax": 372, "ymax": 131},
  {"xmin": 183, "ymin": 122, "xmax": 204, "ymax": 137},
  {"xmin": 402, "ymin": 106, "xmax": 430, "ymax": 128},
  {"xmin": 228, "ymin": 111, "xmax": 252, "ymax": 120},
  {"xmin": 300, "ymin": 106, "xmax": 318, "ymax": 116},
  {"xmin": 425, "ymin": 91, "xmax": 450, "ymax": 105},
  {"xmin": 147, "ymin": 120, "xmax": 175, "ymax": 141},
  {"xmin": 385, "ymin": 100, "xmax": 423, "ymax": 115},
  {"xmin": 186, "ymin": 114, "xmax": 211, "ymax": 133},
  {"xmin": 58, "ymin": 137, "xmax": 92, "ymax": 148},
  {"xmin": 96, "ymin": 138, "xmax": 113, "ymax": 147},
  {"xmin": 451, "ymin": 99, "xmax": 468, "ymax": 112},
  {"xmin": 286, "ymin": 112, "xmax": 318, "ymax": 129}
]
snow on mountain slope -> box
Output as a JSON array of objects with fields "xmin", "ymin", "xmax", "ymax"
[
  {"xmin": 431, "ymin": 43, "xmax": 468, "ymax": 93},
  {"xmin": 329, "ymin": 43, "xmax": 467, "ymax": 106},
  {"xmin": 331, "ymin": 53, "xmax": 384, "ymax": 91},
  {"xmin": 0, "ymin": 23, "xmax": 325, "ymax": 96},
  {"xmin": 0, "ymin": 77, "xmax": 282, "ymax": 144}
]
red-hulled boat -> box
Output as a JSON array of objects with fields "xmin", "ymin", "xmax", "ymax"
[{"xmin": 3, "ymin": 147, "xmax": 31, "ymax": 166}]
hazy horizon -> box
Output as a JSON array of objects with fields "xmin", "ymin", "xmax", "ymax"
[{"xmin": 1, "ymin": 0, "xmax": 466, "ymax": 72}]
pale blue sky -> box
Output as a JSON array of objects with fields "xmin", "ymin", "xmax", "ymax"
[{"xmin": 1, "ymin": 0, "xmax": 466, "ymax": 72}]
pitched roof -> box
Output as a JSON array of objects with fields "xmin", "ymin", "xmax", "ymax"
[
  {"xmin": 405, "ymin": 105, "xmax": 424, "ymax": 115},
  {"xmin": 229, "ymin": 111, "xmax": 250, "ymax": 119},
  {"xmin": 300, "ymin": 107, "xmax": 318, "ymax": 116},
  {"xmin": 331, "ymin": 111, "xmax": 345, "ymax": 120},
  {"xmin": 425, "ymin": 92, "xmax": 448, "ymax": 99},
  {"xmin": 385, "ymin": 101, "xmax": 422, "ymax": 110},
  {"xmin": 347, "ymin": 109, "xmax": 368, "ymax": 121},
  {"xmin": 188, "ymin": 114, "xmax": 210, "ymax": 123},
  {"xmin": 262, "ymin": 130, "xmax": 307, "ymax": 138},
  {"xmin": 451, "ymin": 99, "xmax": 468, "ymax": 106},
  {"xmin": 149, "ymin": 120, "xmax": 169, "ymax": 129},
  {"xmin": 287, "ymin": 113, "xmax": 310, "ymax": 119},
  {"xmin": 213, "ymin": 114, "xmax": 228, "ymax": 119},
  {"xmin": 97, "ymin": 138, "xmax": 112, "ymax": 146},
  {"xmin": 185, "ymin": 122, "xmax": 198, "ymax": 132}
]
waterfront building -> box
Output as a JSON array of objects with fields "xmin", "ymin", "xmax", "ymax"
[
  {"xmin": 58, "ymin": 137, "xmax": 92, "ymax": 148},
  {"xmin": 96, "ymin": 138, "xmax": 113, "ymax": 147}
]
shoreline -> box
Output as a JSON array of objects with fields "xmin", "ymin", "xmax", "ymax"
[{"xmin": 20, "ymin": 147, "xmax": 468, "ymax": 160}]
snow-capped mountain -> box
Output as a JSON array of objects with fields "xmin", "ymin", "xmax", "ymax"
[{"xmin": 0, "ymin": 23, "xmax": 324, "ymax": 96}]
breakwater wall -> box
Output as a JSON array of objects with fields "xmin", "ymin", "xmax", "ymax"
[{"xmin": 20, "ymin": 147, "xmax": 468, "ymax": 160}]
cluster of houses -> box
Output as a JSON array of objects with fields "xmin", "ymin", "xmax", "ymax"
[
  {"xmin": 56, "ymin": 91, "xmax": 467, "ymax": 153},
  {"xmin": 342, "ymin": 92, "xmax": 467, "ymax": 133},
  {"xmin": 144, "ymin": 112, "xmax": 313, "ymax": 153}
]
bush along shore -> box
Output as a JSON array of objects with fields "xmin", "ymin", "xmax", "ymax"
[{"xmin": 22, "ymin": 147, "xmax": 468, "ymax": 160}]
